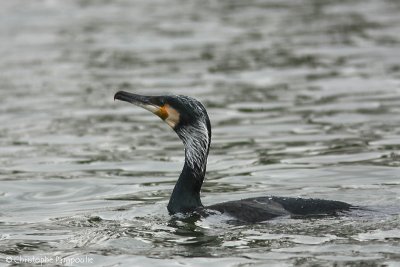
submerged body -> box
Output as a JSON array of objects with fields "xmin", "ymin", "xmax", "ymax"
[
  {"xmin": 114, "ymin": 91, "xmax": 354, "ymax": 223},
  {"xmin": 206, "ymin": 196, "xmax": 351, "ymax": 223}
]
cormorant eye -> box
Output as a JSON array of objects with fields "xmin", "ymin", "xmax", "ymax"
[{"xmin": 158, "ymin": 98, "xmax": 166, "ymax": 106}]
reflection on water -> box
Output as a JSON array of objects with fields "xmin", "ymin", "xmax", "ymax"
[{"xmin": 1, "ymin": 0, "xmax": 400, "ymax": 266}]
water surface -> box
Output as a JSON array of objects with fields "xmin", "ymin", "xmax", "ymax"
[{"xmin": 1, "ymin": 0, "xmax": 400, "ymax": 266}]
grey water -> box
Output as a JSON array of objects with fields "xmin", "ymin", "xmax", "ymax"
[{"xmin": 1, "ymin": 0, "xmax": 400, "ymax": 266}]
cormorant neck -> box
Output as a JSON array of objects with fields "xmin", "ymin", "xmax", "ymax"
[{"xmin": 167, "ymin": 121, "xmax": 211, "ymax": 214}]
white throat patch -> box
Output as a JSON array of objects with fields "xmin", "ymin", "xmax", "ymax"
[{"xmin": 164, "ymin": 105, "xmax": 180, "ymax": 128}]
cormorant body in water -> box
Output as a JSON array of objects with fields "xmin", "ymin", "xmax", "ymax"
[{"xmin": 114, "ymin": 91, "xmax": 353, "ymax": 223}]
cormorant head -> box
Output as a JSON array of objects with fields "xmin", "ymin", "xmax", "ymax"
[
  {"xmin": 114, "ymin": 91, "xmax": 211, "ymax": 165},
  {"xmin": 115, "ymin": 91, "xmax": 212, "ymax": 213}
]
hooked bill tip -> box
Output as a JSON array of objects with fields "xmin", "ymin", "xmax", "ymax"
[
  {"xmin": 114, "ymin": 91, "xmax": 131, "ymax": 102},
  {"xmin": 114, "ymin": 91, "xmax": 122, "ymax": 101}
]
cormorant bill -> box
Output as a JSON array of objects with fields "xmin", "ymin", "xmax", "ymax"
[{"xmin": 114, "ymin": 91, "xmax": 353, "ymax": 223}]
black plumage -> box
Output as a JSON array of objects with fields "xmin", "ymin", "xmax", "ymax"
[{"xmin": 114, "ymin": 91, "xmax": 354, "ymax": 223}]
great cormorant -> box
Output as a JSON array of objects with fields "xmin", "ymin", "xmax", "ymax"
[{"xmin": 114, "ymin": 91, "xmax": 353, "ymax": 223}]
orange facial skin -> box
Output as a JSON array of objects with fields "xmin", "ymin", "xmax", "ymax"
[
  {"xmin": 155, "ymin": 104, "xmax": 180, "ymax": 128},
  {"xmin": 155, "ymin": 105, "xmax": 169, "ymax": 120}
]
